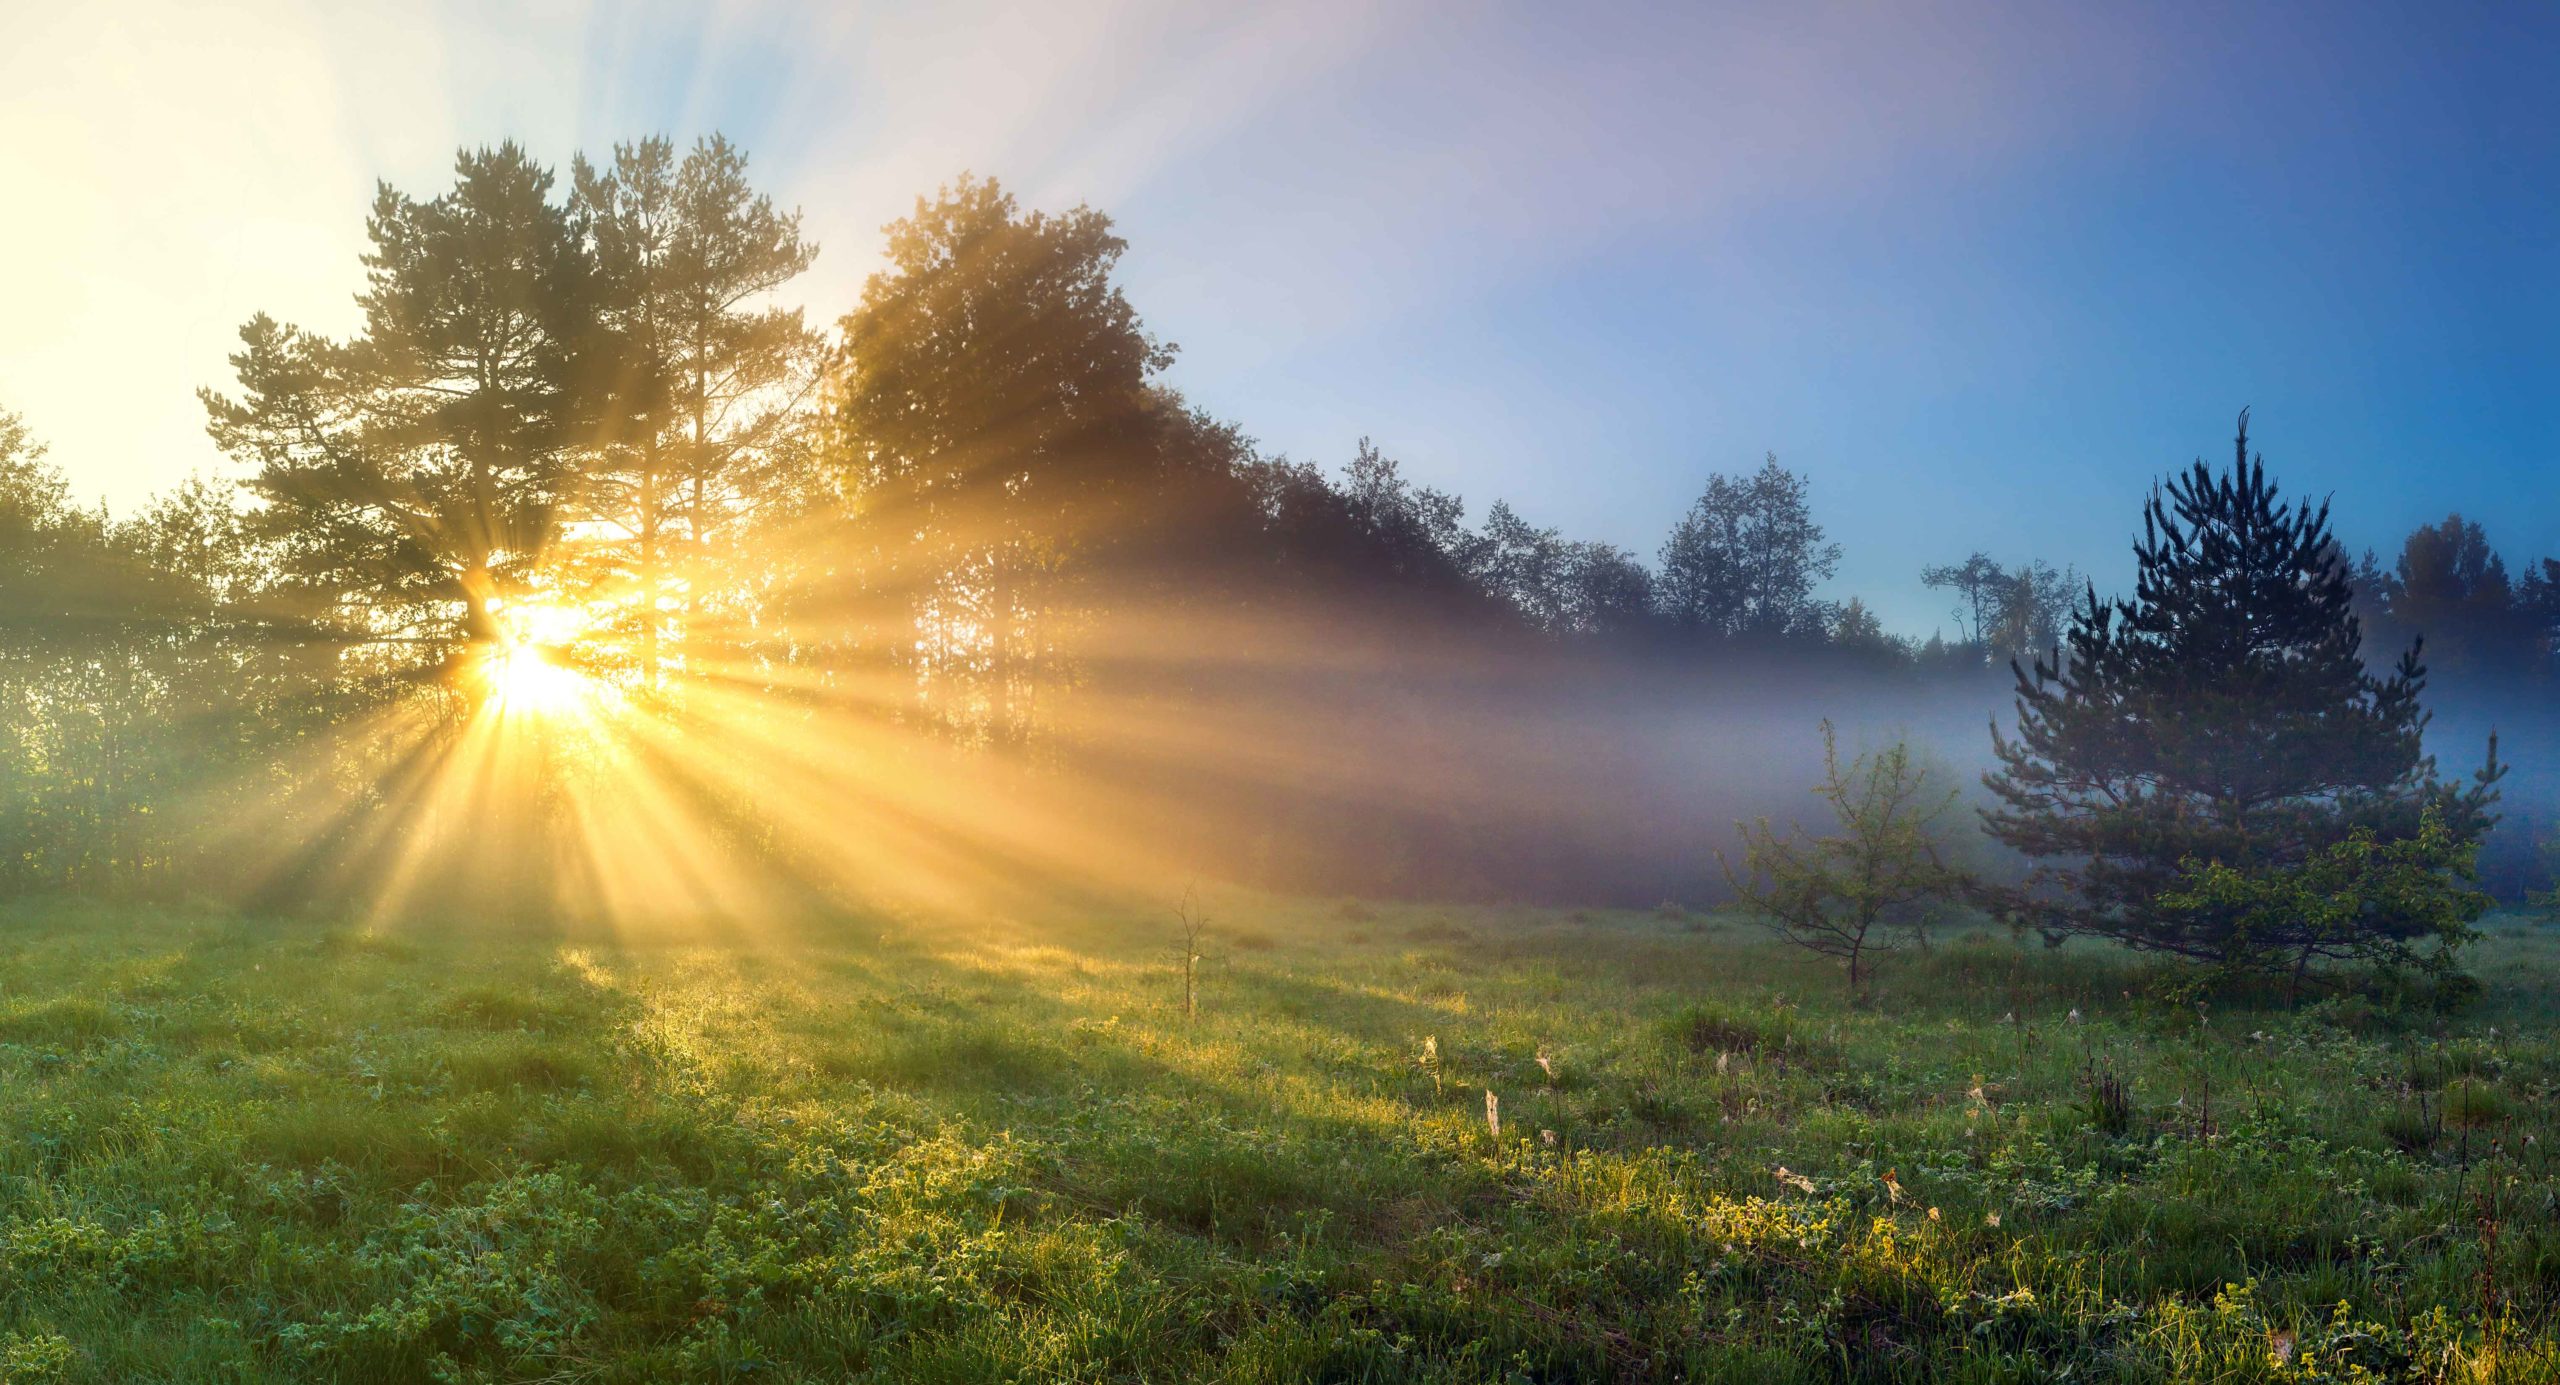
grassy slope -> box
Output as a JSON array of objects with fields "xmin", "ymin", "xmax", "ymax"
[{"xmin": 0, "ymin": 898, "xmax": 2554, "ymax": 1383}]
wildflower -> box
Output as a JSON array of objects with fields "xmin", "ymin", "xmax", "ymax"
[
  {"xmin": 2271, "ymin": 1330, "xmax": 2297, "ymax": 1365},
  {"xmin": 1927, "ymin": 1206, "xmax": 1941, "ymax": 1222},
  {"xmin": 1774, "ymin": 1165, "xmax": 1815, "ymax": 1194},
  {"xmin": 1534, "ymin": 1046, "xmax": 1555, "ymax": 1081},
  {"xmin": 1540, "ymin": 1128, "xmax": 1556, "ymax": 1147},
  {"xmin": 1882, "ymin": 1168, "xmax": 1903, "ymax": 1205},
  {"xmin": 1715, "ymin": 1050, "xmax": 1731, "ymax": 1074},
  {"xmin": 1985, "ymin": 1211, "xmax": 2002, "ymax": 1228},
  {"xmin": 2066, "ymin": 1007, "xmax": 2082, "ymax": 1025}
]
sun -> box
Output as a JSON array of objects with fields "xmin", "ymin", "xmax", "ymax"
[
  {"xmin": 473, "ymin": 599, "xmax": 607, "ymax": 716},
  {"xmin": 484, "ymin": 640, "xmax": 586, "ymax": 713}
]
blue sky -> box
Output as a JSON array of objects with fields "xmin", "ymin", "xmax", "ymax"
[{"xmin": 3, "ymin": 0, "xmax": 2551, "ymax": 633}]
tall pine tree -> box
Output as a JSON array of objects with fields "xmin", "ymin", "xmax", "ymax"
[
  {"xmin": 572, "ymin": 135, "xmax": 821, "ymax": 685},
  {"xmin": 203, "ymin": 143, "xmax": 590, "ymax": 663},
  {"xmin": 1982, "ymin": 412, "xmax": 2503, "ymax": 977}
]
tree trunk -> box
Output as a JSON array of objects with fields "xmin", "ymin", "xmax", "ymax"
[{"xmin": 639, "ymin": 456, "xmax": 662, "ymax": 686}]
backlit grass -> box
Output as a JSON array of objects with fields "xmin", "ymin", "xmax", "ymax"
[{"xmin": 0, "ymin": 898, "xmax": 2553, "ymax": 1381}]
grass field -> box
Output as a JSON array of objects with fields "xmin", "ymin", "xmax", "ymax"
[{"xmin": 0, "ymin": 897, "xmax": 2554, "ymax": 1383}]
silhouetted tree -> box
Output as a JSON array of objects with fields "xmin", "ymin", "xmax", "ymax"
[
  {"xmin": 1561, "ymin": 541, "xmax": 1657, "ymax": 636},
  {"xmin": 572, "ymin": 134, "xmax": 822, "ymax": 683},
  {"xmin": 1982, "ymin": 413, "xmax": 2503, "ymax": 983},
  {"xmin": 829, "ymin": 175, "xmax": 1181, "ymax": 743},
  {"xmin": 203, "ymin": 143, "xmax": 591, "ymax": 662},
  {"xmin": 1658, "ymin": 455, "xmax": 1839, "ymax": 639},
  {"xmin": 1923, "ymin": 552, "xmax": 2077, "ymax": 662},
  {"xmin": 2373, "ymin": 515, "xmax": 2547, "ymax": 683},
  {"xmin": 1920, "ymin": 553, "xmax": 2007, "ymax": 646}
]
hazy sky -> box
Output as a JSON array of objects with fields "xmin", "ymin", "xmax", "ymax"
[{"xmin": 3, "ymin": 0, "xmax": 2552, "ymax": 633}]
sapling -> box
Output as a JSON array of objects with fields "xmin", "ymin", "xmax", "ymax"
[
  {"xmin": 1169, "ymin": 889, "xmax": 1211, "ymax": 1020},
  {"xmin": 1722, "ymin": 721, "xmax": 1968, "ymax": 992}
]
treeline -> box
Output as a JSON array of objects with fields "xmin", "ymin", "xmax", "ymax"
[{"xmin": 1, "ymin": 138, "xmax": 2554, "ymax": 912}]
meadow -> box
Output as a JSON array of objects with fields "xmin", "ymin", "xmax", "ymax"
[{"xmin": 0, "ymin": 897, "xmax": 2553, "ymax": 1383}]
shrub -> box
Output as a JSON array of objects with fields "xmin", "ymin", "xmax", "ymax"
[{"xmin": 2154, "ymin": 807, "xmax": 2491, "ymax": 1001}]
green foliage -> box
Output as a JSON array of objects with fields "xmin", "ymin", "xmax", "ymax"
[
  {"xmin": 203, "ymin": 142, "xmax": 592, "ymax": 652},
  {"xmin": 568, "ymin": 134, "xmax": 822, "ymax": 685},
  {"xmin": 1724, "ymin": 722, "xmax": 1969, "ymax": 990},
  {"xmin": 2156, "ymin": 806, "xmax": 2493, "ymax": 995}
]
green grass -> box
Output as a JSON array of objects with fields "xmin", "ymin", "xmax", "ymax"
[{"xmin": 0, "ymin": 897, "xmax": 2555, "ymax": 1382}]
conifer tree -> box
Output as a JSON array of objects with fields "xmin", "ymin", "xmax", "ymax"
[
  {"xmin": 203, "ymin": 143, "xmax": 590, "ymax": 660},
  {"xmin": 1982, "ymin": 412, "xmax": 2503, "ymax": 980},
  {"xmin": 572, "ymin": 135, "xmax": 821, "ymax": 684}
]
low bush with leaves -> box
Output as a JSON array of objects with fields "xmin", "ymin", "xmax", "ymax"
[{"xmin": 2156, "ymin": 805, "xmax": 2492, "ymax": 1000}]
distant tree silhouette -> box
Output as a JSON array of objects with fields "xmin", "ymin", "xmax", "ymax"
[
  {"xmin": 1657, "ymin": 455, "xmax": 1839, "ymax": 639},
  {"xmin": 1983, "ymin": 413, "xmax": 2504, "ymax": 982},
  {"xmin": 2361, "ymin": 515, "xmax": 2551, "ymax": 684},
  {"xmin": 1922, "ymin": 552, "xmax": 2077, "ymax": 663},
  {"xmin": 1920, "ymin": 553, "xmax": 2008, "ymax": 646}
]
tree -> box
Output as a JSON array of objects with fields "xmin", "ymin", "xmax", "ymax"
[
  {"xmin": 572, "ymin": 135, "xmax": 821, "ymax": 684},
  {"xmin": 1723, "ymin": 721, "xmax": 1966, "ymax": 991},
  {"xmin": 2372, "ymin": 515, "xmax": 2545, "ymax": 683},
  {"xmin": 1560, "ymin": 541, "xmax": 1657, "ymax": 636},
  {"xmin": 203, "ymin": 143, "xmax": 590, "ymax": 665},
  {"xmin": 1982, "ymin": 413, "xmax": 2503, "ymax": 981},
  {"xmin": 1922, "ymin": 552, "xmax": 2078, "ymax": 662},
  {"xmin": 1658, "ymin": 455, "xmax": 1839, "ymax": 638},
  {"xmin": 1470, "ymin": 500, "xmax": 1573, "ymax": 630},
  {"xmin": 829, "ymin": 175, "xmax": 1177, "ymax": 742},
  {"xmin": 1828, "ymin": 596, "xmax": 1905, "ymax": 661},
  {"xmin": 1919, "ymin": 552, "xmax": 2007, "ymax": 646}
]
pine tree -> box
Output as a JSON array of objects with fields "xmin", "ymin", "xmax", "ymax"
[
  {"xmin": 1982, "ymin": 412, "xmax": 2503, "ymax": 982},
  {"xmin": 203, "ymin": 143, "xmax": 590, "ymax": 660},
  {"xmin": 571, "ymin": 135, "xmax": 821, "ymax": 685}
]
